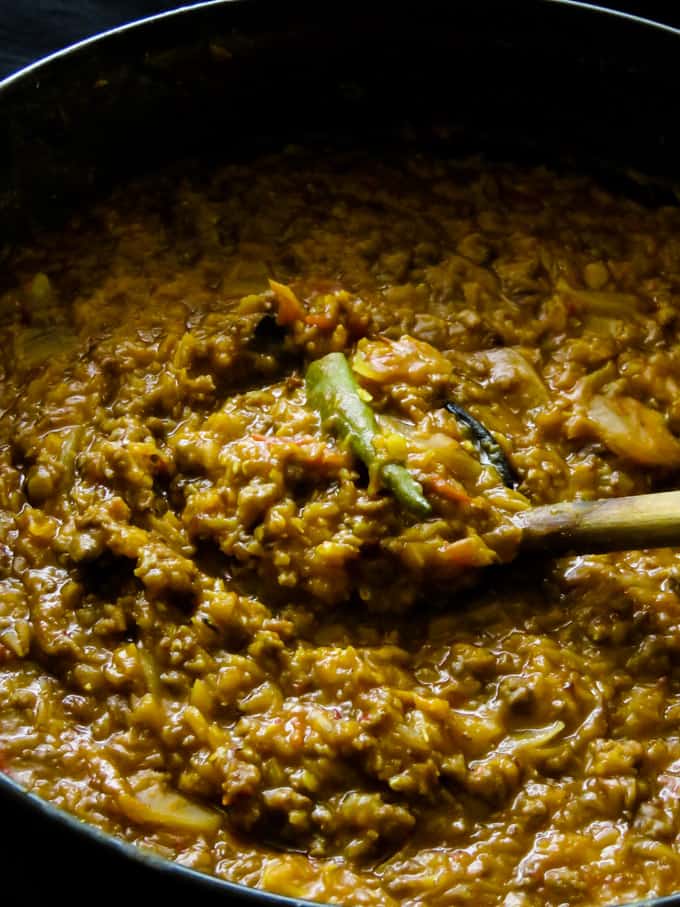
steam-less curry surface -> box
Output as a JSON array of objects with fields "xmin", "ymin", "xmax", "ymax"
[{"xmin": 3, "ymin": 151, "xmax": 680, "ymax": 906}]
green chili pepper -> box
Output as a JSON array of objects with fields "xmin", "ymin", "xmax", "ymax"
[{"xmin": 306, "ymin": 352, "xmax": 431, "ymax": 518}]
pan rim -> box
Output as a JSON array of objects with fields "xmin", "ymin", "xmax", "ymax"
[{"xmin": 0, "ymin": 0, "xmax": 678, "ymax": 91}]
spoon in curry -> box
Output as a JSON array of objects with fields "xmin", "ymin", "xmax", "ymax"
[
  {"xmin": 443, "ymin": 399, "xmax": 680, "ymax": 559},
  {"xmin": 513, "ymin": 490, "xmax": 680, "ymax": 555},
  {"xmin": 305, "ymin": 351, "xmax": 680, "ymax": 558}
]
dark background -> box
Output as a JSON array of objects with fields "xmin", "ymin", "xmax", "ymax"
[
  {"xmin": 0, "ymin": 0, "xmax": 678, "ymax": 79},
  {"xmin": 0, "ymin": 0, "xmax": 679, "ymax": 904}
]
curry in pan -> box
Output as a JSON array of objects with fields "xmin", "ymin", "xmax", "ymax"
[{"xmin": 2, "ymin": 151, "xmax": 680, "ymax": 905}]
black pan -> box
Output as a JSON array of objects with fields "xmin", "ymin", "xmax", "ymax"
[{"xmin": 1, "ymin": 2, "xmax": 679, "ymax": 904}]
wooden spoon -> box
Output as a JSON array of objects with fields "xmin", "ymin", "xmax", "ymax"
[{"xmin": 514, "ymin": 490, "xmax": 680, "ymax": 554}]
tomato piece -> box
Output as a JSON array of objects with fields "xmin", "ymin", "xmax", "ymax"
[{"xmin": 268, "ymin": 279, "xmax": 305, "ymax": 325}]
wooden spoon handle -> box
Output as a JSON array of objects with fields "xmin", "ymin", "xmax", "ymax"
[{"xmin": 514, "ymin": 490, "xmax": 680, "ymax": 554}]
